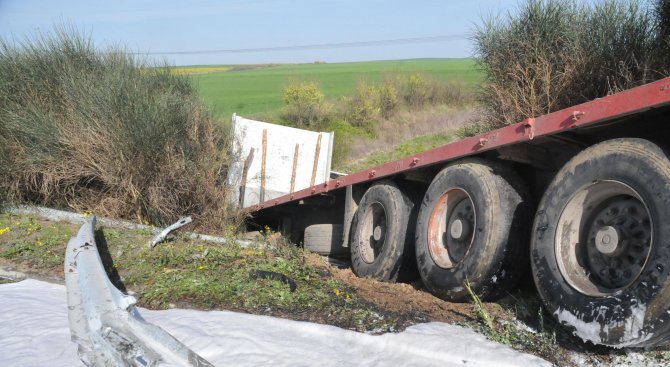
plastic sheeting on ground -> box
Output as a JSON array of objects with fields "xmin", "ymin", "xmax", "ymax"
[{"xmin": 0, "ymin": 279, "xmax": 550, "ymax": 367}]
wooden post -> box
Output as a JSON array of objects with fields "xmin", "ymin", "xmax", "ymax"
[
  {"xmin": 290, "ymin": 144, "xmax": 299, "ymax": 194},
  {"xmin": 260, "ymin": 129, "xmax": 267, "ymax": 203},
  {"xmin": 239, "ymin": 148, "xmax": 255, "ymax": 207},
  {"xmin": 310, "ymin": 133, "xmax": 322, "ymax": 187}
]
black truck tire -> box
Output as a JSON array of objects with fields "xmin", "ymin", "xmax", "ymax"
[
  {"xmin": 532, "ymin": 138, "xmax": 670, "ymax": 348},
  {"xmin": 350, "ymin": 180, "xmax": 415, "ymax": 281},
  {"xmin": 415, "ymin": 158, "xmax": 531, "ymax": 301},
  {"xmin": 304, "ymin": 224, "xmax": 347, "ymax": 257}
]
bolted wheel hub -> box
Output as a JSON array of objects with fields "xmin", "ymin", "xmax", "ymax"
[
  {"xmin": 584, "ymin": 195, "xmax": 652, "ymax": 291},
  {"xmin": 555, "ymin": 181, "xmax": 653, "ymax": 296}
]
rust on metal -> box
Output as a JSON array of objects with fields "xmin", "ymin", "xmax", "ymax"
[
  {"xmin": 310, "ymin": 133, "xmax": 323, "ymax": 187},
  {"xmin": 239, "ymin": 148, "xmax": 255, "ymax": 207},
  {"xmin": 411, "ymin": 157, "xmax": 420, "ymax": 166},
  {"xmin": 369, "ymin": 170, "xmax": 376, "ymax": 178},
  {"xmin": 290, "ymin": 144, "xmax": 299, "ymax": 194},
  {"xmin": 478, "ymin": 138, "xmax": 488, "ymax": 147},
  {"xmin": 260, "ymin": 129, "xmax": 268, "ymax": 203}
]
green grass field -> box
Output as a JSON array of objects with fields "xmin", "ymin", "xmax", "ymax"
[{"xmin": 191, "ymin": 59, "xmax": 482, "ymax": 120}]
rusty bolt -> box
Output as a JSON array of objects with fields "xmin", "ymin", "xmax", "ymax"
[
  {"xmin": 335, "ymin": 180, "xmax": 341, "ymax": 187},
  {"xmin": 411, "ymin": 157, "xmax": 420, "ymax": 166},
  {"xmin": 369, "ymin": 170, "xmax": 376, "ymax": 178},
  {"xmin": 478, "ymin": 138, "xmax": 488, "ymax": 147}
]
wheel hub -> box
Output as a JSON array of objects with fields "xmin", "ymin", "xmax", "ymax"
[
  {"xmin": 427, "ymin": 188, "xmax": 476, "ymax": 269},
  {"xmin": 359, "ymin": 202, "xmax": 387, "ymax": 264},
  {"xmin": 594, "ymin": 225, "xmax": 621, "ymax": 255},
  {"xmin": 555, "ymin": 180, "xmax": 653, "ymax": 296},
  {"xmin": 373, "ymin": 225, "xmax": 383, "ymax": 241},
  {"xmin": 450, "ymin": 219, "xmax": 468, "ymax": 240}
]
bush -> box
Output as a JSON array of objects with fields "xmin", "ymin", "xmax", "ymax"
[
  {"xmin": 474, "ymin": 0, "xmax": 668, "ymax": 128},
  {"xmin": 282, "ymin": 81, "xmax": 331, "ymax": 127},
  {"xmin": 345, "ymin": 80, "xmax": 381, "ymax": 130},
  {"xmin": 399, "ymin": 73, "xmax": 431, "ymax": 108},
  {"xmin": 377, "ymin": 80, "xmax": 399, "ymax": 118},
  {"xmin": 0, "ymin": 28, "xmax": 234, "ymax": 229}
]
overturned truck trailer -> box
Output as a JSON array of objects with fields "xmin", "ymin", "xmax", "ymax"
[{"xmin": 247, "ymin": 77, "xmax": 670, "ymax": 348}]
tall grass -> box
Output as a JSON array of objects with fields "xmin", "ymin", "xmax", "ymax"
[
  {"xmin": 473, "ymin": 0, "xmax": 668, "ymax": 128},
  {"xmin": 0, "ymin": 28, "xmax": 234, "ymax": 229}
]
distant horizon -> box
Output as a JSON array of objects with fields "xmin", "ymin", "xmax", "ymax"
[
  {"xmin": 169, "ymin": 57, "xmax": 476, "ymax": 68},
  {"xmin": 0, "ymin": 1, "xmax": 515, "ymax": 66}
]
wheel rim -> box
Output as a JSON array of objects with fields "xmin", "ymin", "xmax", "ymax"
[
  {"xmin": 555, "ymin": 180, "xmax": 653, "ymax": 296},
  {"xmin": 359, "ymin": 201, "xmax": 387, "ymax": 264},
  {"xmin": 427, "ymin": 188, "xmax": 476, "ymax": 269}
]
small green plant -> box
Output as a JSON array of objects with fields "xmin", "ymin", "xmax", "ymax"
[{"xmin": 464, "ymin": 279, "xmax": 494, "ymax": 329}]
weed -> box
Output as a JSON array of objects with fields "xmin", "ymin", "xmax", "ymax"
[{"xmin": 464, "ymin": 279, "xmax": 494, "ymax": 329}]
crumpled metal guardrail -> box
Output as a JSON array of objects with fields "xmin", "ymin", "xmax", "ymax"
[{"xmin": 65, "ymin": 216, "xmax": 214, "ymax": 366}]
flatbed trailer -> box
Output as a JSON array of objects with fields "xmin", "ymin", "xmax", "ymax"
[{"xmin": 248, "ymin": 77, "xmax": 670, "ymax": 348}]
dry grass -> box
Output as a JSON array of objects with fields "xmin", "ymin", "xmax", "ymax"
[
  {"xmin": 344, "ymin": 106, "xmax": 478, "ymax": 164},
  {"xmin": 0, "ymin": 27, "xmax": 237, "ymax": 231},
  {"xmin": 474, "ymin": 0, "xmax": 669, "ymax": 128}
]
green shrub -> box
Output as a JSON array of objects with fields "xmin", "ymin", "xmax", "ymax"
[
  {"xmin": 377, "ymin": 80, "xmax": 399, "ymax": 118},
  {"xmin": 345, "ymin": 80, "xmax": 380, "ymax": 130},
  {"xmin": 474, "ymin": 0, "xmax": 668, "ymax": 128},
  {"xmin": 281, "ymin": 80, "xmax": 331, "ymax": 127},
  {"xmin": 400, "ymin": 73, "xmax": 430, "ymax": 108},
  {"xmin": 0, "ymin": 27, "xmax": 234, "ymax": 229}
]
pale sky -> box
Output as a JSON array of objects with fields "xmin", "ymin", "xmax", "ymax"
[{"xmin": 0, "ymin": 0, "xmax": 517, "ymax": 65}]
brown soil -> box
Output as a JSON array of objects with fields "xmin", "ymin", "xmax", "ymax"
[{"xmin": 324, "ymin": 259, "xmax": 476, "ymax": 324}]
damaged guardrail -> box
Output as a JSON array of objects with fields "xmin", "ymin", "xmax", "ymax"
[{"xmin": 64, "ymin": 216, "xmax": 214, "ymax": 366}]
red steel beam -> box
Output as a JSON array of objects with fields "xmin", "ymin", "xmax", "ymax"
[{"xmin": 249, "ymin": 77, "xmax": 670, "ymax": 212}]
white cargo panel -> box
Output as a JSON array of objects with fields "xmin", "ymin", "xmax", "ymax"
[{"xmin": 228, "ymin": 114, "xmax": 334, "ymax": 208}]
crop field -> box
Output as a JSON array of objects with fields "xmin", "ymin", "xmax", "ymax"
[
  {"xmin": 169, "ymin": 65, "xmax": 233, "ymax": 75},
  {"xmin": 189, "ymin": 58, "xmax": 482, "ymax": 119}
]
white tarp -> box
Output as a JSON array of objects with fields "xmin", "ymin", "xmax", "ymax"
[
  {"xmin": 0, "ymin": 279, "xmax": 551, "ymax": 367},
  {"xmin": 228, "ymin": 114, "xmax": 334, "ymax": 208}
]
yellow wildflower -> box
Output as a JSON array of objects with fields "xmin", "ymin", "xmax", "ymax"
[{"xmin": 0, "ymin": 227, "xmax": 9, "ymax": 236}]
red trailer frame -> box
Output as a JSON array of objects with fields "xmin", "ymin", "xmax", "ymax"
[{"xmin": 249, "ymin": 76, "xmax": 670, "ymax": 212}]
